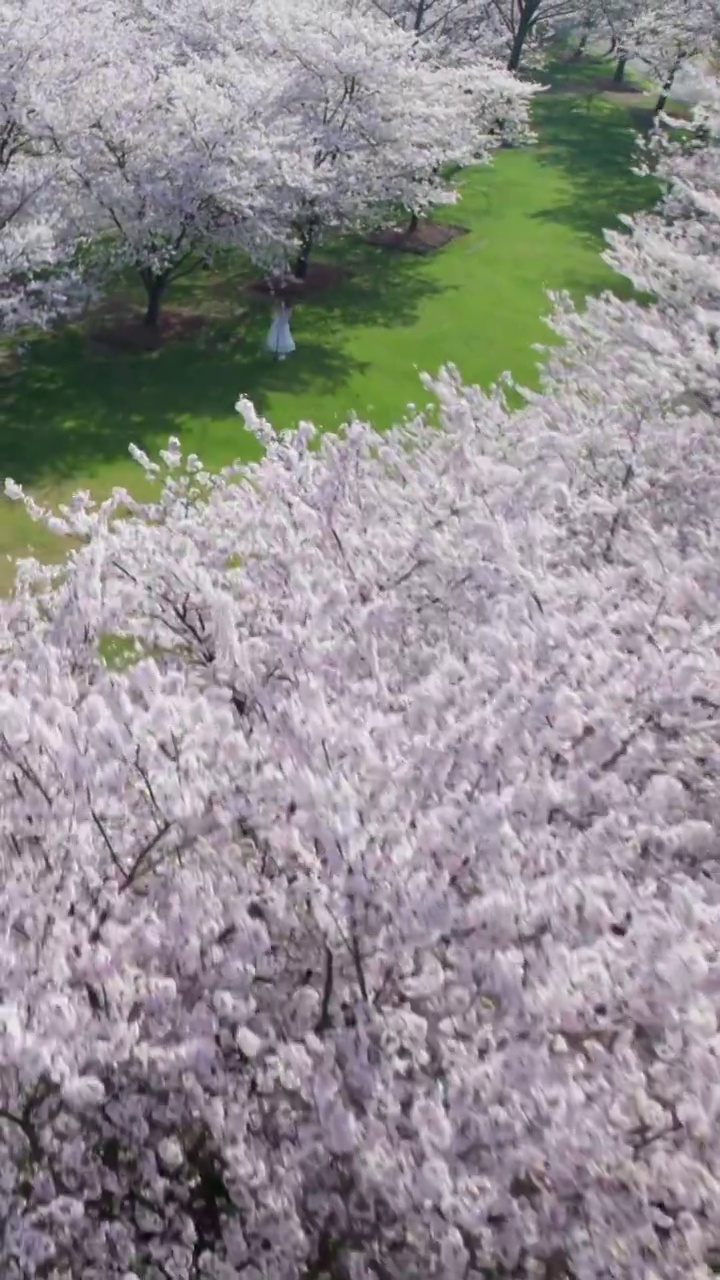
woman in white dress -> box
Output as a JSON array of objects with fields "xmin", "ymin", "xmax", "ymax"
[{"xmin": 265, "ymin": 299, "xmax": 295, "ymax": 360}]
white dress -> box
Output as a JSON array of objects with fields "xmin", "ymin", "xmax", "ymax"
[{"xmin": 265, "ymin": 303, "xmax": 295, "ymax": 359}]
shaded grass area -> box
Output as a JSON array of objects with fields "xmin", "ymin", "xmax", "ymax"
[
  {"xmin": 0, "ymin": 63, "xmax": 661, "ymax": 592},
  {"xmin": 531, "ymin": 58, "xmax": 664, "ymax": 248},
  {"xmin": 541, "ymin": 45, "xmax": 691, "ymax": 119}
]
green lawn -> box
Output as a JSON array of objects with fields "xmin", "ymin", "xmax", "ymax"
[{"xmin": 0, "ymin": 55, "xmax": 661, "ymax": 593}]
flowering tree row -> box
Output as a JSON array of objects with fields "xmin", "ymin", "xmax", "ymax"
[
  {"xmin": 378, "ymin": 0, "xmax": 719, "ymax": 85},
  {"xmin": 4, "ymin": 0, "xmax": 716, "ymax": 334},
  {"xmin": 597, "ymin": 0, "xmax": 719, "ymax": 103},
  {"xmin": 0, "ymin": 0, "xmax": 535, "ymax": 333}
]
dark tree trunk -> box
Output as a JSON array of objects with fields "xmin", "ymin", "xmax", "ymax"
[
  {"xmin": 141, "ymin": 274, "xmax": 167, "ymax": 328},
  {"xmin": 507, "ymin": 21, "xmax": 530, "ymax": 71},
  {"xmin": 292, "ymin": 253, "xmax": 308, "ymax": 281},
  {"xmin": 604, "ymin": 34, "xmax": 618, "ymax": 57},
  {"xmin": 612, "ymin": 53, "xmax": 628, "ymax": 84},
  {"xmin": 654, "ymin": 64, "xmax": 679, "ymax": 116},
  {"xmin": 654, "ymin": 85, "xmax": 670, "ymax": 115},
  {"xmin": 571, "ymin": 31, "xmax": 589, "ymax": 59},
  {"xmin": 412, "ymin": 0, "xmax": 427, "ymax": 33},
  {"xmin": 407, "ymin": 211, "xmax": 419, "ymax": 234},
  {"xmin": 293, "ymin": 225, "xmax": 316, "ymax": 281},
  {"xmin": 507, "ymin": 26, "xmax": 525, "ymax": 70},
  {"xmin": 293, "ymin": 249, "xmax": 310, "ymax": 281}
]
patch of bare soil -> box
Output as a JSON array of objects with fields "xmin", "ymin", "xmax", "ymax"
[
  {"xmin": 365, "ymin": 221, "xmax": 469, "ymax": 254},
  {"xmin": 247, "ymin": 262, "xmax": 351, "ymax": 302},
  {"xmin": 87, "ymin": 309, "xmax": 207, "ymax": 354}
]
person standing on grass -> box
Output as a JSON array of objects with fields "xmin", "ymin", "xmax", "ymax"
[{"xmin": 265, "ymin": 295, "xmax": 296, "ymax": 361}]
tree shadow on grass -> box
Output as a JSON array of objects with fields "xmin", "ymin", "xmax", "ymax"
[
  {"xmin": 0, "ymin": 235, "xmax": 447, "ymax": 491},
  {"xmin": 529, "ymin": 89, "xmax": 661, "ymax": 248},
  {"xmin": 538, "ymin": 51, "xmax": 615, "ymax": 92},
  {"xmin": 0, "ymin": 325, "xmax": 368, "ymax": 489},
  {"xmin": 539, "ymin": 50, "xmax": 690, "ymax": 119},
  {"xmin": 537, "ymin": 50, "xmax": 648, "ymax": 98},
  {"xmin": 549, "ymin": 268, "xmax": 642, "ymax": 307},
  {"xmin": 178, "ymin": 233, "xmax": 448, "ymax": 336}
]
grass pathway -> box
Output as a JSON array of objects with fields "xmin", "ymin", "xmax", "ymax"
[{"xmin": 0, "ymin": 57, "xmax": 659, "ymax": 591}]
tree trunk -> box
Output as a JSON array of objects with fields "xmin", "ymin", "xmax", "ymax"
[
  {"xmin": 407, "ymin": 211, "xmax": 419, "ymax": 234},
  {"xmin": 571, "ymin": 31, "xmax": 588, "ymax": 59},
  {"xmin": 293, "ymin": 248, "xmax": 310, "ymax": 281},
  {"xmin": 293, "ymin": 226, "xmax": 315, "ymax": 281},
  {"xmin": 604, "ymin": 34, "xmax": 618, "ymax": 57},
  {"xmin": 612, "ymin": 53, "xmax": 628, "ymax": 84},
  {"xmin": 654, "ymin": 85, "xmax": 670, "ymax": 116},
  {"xmin": 507, "ymin": 18, "xmax": 531, "ymax": 71},
  {"xmin": 141, "ymin": 274, "xmax": 166, "ymax": 329},
  {"xmin": 654, "ymin": 65, "xmax": 679, "ymax": 116}
]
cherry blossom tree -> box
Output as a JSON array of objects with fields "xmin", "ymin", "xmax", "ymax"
[
  {"xmin": 2, "ymin": 72, "xmax": 720, "ymax": 1280},
  {"xmin": 533, "ymin": 69, "xmax": 720, "ymax": 422},
  {"xmin": 640, "ymin": 0, "xmax": 712, "ymax": 113},
  {"xmin": 570, "ymin": 0, "xmax": 637, "ymax": 83},
  {"xmin": 602, "ymin": 72, "xmax": 720, "ymax": 406},
  {"xmin": 380, "ymin": 0, "xmax": 582, "ymax": 69},
  {"xmin": 55, "ymin": 20, "xmax": 300, "ymax": 328},
  {"xmin": 251, "ymin": 0, "xmax": 535, "ymax": 276},
  {"xmin": 606, "ymin": 6, "xmax": 633, "ymax": 86},
  {"xmin": 599, "ymin": 0, "xmax": 719, "ymax": 97},
  {"xmin": 79, "ymin": 0, "xmax": 533, "ymax": 290},
  {"xmin": 117, "ymin": 0, "xmax": 260, "ymax": 65},
  {"xmin": 487, "ymin": 0, "xmax": 582, "ymax": 69},
  {"xmin": 369, "ymin": 0, "xmax": 512, "ymax": 61},
  {"xmin": 0, "ymin": 0, "xmax": 95, "ymax": 331}
]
